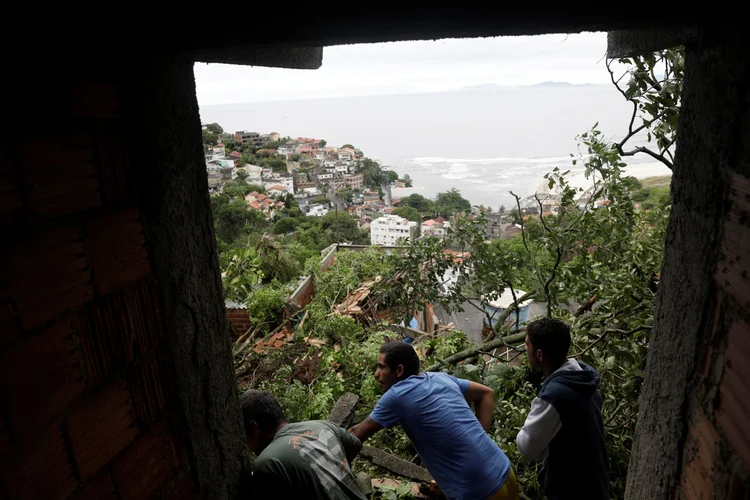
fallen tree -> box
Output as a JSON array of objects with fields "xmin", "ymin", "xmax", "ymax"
[{"xmin": 425, "ymin": 331, "xmax": 527, "ymax": 372}]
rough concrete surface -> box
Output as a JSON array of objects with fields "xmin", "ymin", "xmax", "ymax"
[
  {"xmin": 120, "ymin": 56, "xmax": 245, "ymax": 499},
  {"xmin": 625, "ymin": 28, "xmax": 748, "ymax": 500},
  {"xmin": 607, "ymin": 28, "xmax": 697, "ymax": 58},
  {"xmin": 194, "ymin": 46, "xmax": 323, "ymax": 70}
]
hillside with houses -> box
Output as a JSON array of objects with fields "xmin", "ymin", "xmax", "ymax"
[{"xmin": 202, "ymin": 123, "xmax": 525, "ymax": 248}]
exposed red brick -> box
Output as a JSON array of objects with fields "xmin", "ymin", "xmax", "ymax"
[
  {"xmin": 0, "ymin": 149, "xmax": 22, "ymax": 226},
  {"xmin": 128, "ymin": 357, "xmax": 166, "ymax": 424},
  {"xmin": 67, "ymin": 381, "xmax": 139, "ymax": 480},
  {"xmin": 70, "ymin": 81, "xmax": 119, "ymax": 119},
  {"xmin": 0, "ymin": 321, "xmax": 86, "ymax": 437},
  {"xmin": 72, "ymin": 471, "xmax": 117, "ymax": 500},
  {"xmin": 227, "ymin": 308, "xmax": 252, "ymax": 338},
  {"xmin": 91, "ymin": 123, "xmax": 135, "ymax": 206},
  {"xmin": 716, "ymin": 173, "xmax": 750, "ymax": 310},
  {"xmin": 0, "ymin": 423, "xmax": 77, "ymax": 499},
  {"xmin": 21, "ymin": 129, "xmax": 101, "ymax": 217},
  {"xmin": 717, "ymin": 317, "xmax": 750, "ymax": 472},
  {"xmin": 113, "ymin": 427, "xmax": 177, "ymax": 499},
  {"xmin": 78, "ymin": 281, "xmax": 162, "ymax": 384},
  {"xmin": 5, "ymin": 225, "xmax": 94, "ymax": 329},
  {"xmin": 86, "ymin": 205, "xmax": 150, "ymax": 296},
  {"xmin": 680, "ymin": 410, "xmax": 718, "ymax": 500}
]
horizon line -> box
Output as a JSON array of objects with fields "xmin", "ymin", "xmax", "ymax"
[{"xmin": 198, "ymin": 81, "xmax": 609, "ymax": 107}]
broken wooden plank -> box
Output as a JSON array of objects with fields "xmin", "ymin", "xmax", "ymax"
[
  {"xmin": 360, "ymin": 446, "xmax": 433, "ymax": 483},
  {"xmin": 328, "ymin": 392, "xmax": 360, "ymax": 428}
]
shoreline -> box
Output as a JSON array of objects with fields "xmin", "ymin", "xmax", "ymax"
[{"xmin": 391, "ymin": 161, "xmax": 672, "ymax": 206}]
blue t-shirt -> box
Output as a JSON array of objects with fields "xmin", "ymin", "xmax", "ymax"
[{"xmin": 370, "ymin": 372, "xmax": 511, "ymax": 500}]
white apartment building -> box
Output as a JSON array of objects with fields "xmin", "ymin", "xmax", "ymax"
[
  {"xmin": 278, "ymin": 143, "xmax": 300, "ymax": 156},
  {"xmin": 307, "ymin": 203, "xmax": 329, "ymax": 217},
  {"xmin": 335, "ymin": 163, "xmax": 349, "ymax": 174},
  {"xmin": 261, "ymin": 172, "xmax": 293, "ymax": 189},
  {"xmin": 370, "ymin": 215, "xmax": 418, "ymax": 246}
]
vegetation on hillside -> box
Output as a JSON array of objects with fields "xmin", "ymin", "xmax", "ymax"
[{"xmin": 215, "ymin": 45, "xmax": 682, "ymax": 498}]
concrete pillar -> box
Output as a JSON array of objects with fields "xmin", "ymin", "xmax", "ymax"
[
  {"xmin": 625, "ymin": 28, "xmax": 750, "ymax": 500},
  {"xmin": 119, "ymin": 56, "xmax": 245, "ymax": 499}
]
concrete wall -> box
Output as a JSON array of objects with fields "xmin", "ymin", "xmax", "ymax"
[
  {"xmin": 625, "ymin": 27, "xmax": 750, "ymax": 500},
  {"xmin": 0, "ymin": 66, "xmax": 200, "ymax": 498},
  {"xmin": 119, "ymin": 56, "xmax": 245, "ymax": 499}
]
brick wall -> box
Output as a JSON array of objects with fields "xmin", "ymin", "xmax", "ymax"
[
  {"xmin": 678, "ymin": 173, "xmax": 750, "ymax": 499},
  {"xmin": 227, "ymin": 308, "xmax": 252, "ymax": 338},
  {"xmin": 0, "ymin": 70, "xmax": 197, "ymax": 498}
]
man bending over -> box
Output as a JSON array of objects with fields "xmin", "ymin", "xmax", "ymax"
[
  {"xmin": 241, "ymin": 389, "xmax": 367, "ymax": 499},
  {"xmin": 349, "ymin": 341, "xmax": 518, "ymax": 500}
]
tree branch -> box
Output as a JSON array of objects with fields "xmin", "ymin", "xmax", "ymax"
[
  {"xmin": 573, "ymin": 325, "xmax": 652, "ymax": 358},
  {"xmin": 543, "ymin": 245, "xmax": 563, "ymax": 317},
  {"xmin": 574, "ymin": 295, "xmax": 598, "ymax": 317},
  {"xmin": 487, "ymin": 291, "xmax": 536, "ymax": 340},
  {"xmin": 426, "ymin": 331, "xmax": 527, "ymax": 372},
  {"xmin": 607, "ymin": 58, "xmax": 675, "ymax": 171},
  {"xmin": 619, "ymin": 146, "xmax": 674, "ymax": 170}
]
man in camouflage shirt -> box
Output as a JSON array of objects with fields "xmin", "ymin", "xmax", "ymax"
[{"xmin": 241, "ymin": 390, "xmax": 367, "ymax": 499}]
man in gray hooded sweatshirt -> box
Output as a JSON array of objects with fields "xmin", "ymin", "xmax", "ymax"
[{"xmin": 516, "ymin": 318, "xmax": 609, "ymax": 500}]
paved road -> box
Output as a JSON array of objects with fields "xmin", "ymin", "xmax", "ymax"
[
  {"xmin": 434, "ymin": 300, "xmax": 548, "ymax": 345},
  {"xmin": 327, "ymin": 190, "xmax": 347, "ymax": 211}
]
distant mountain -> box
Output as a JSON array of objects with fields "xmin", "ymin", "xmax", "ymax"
[{"xmin": 532, "ymin": 81, "xmax": 594, "ymax": 87}]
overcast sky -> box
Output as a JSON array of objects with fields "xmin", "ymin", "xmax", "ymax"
[{"xmin": 194, "ymin": 32, "xmax": 609, "ymax": 105}]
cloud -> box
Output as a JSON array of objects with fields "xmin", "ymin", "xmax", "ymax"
[{"xmin": 194, "ymin": 32, "xmax": 608, "ymax": 105}]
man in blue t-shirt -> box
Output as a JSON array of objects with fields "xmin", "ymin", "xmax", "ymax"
[{"xmin": 349, "ymin": 341, "xmax": 517, "ymax": 500}]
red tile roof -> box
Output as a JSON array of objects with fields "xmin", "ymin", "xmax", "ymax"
[
  {"xmin": 444, "ymin": 249, "xmax": 471, "ymax": 264},
  {"xmin": 422, "ymin": 219, "xmax": 436, "ymax": 226},
  {"xmin": 250, "ymin": 202, "xmax": 261, "ymax": 210},
  {"xmin": 229, "ymin": 151, "xmax": 242, "ymax": 158}
]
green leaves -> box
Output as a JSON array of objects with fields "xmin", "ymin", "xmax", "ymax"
[
  {"xmin": 376, "ymin": 481, "xmax": 413, "ymax": 500},
  {"xmin": 221, "ymin": 247, "xmax": 264, "ymax": 302}
]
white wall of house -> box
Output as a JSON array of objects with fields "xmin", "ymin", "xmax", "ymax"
[
  {"xmin": 308, "ymin": 203, "xmax": 329, "ymax": 217},
  {"xmin": 370, "ymin": 215, "xmax": 417, "ymax": 246}
]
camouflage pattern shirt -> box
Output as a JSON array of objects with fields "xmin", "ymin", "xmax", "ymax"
[{"xmin": 253, "ymin": 420, "xmax": 367, "ymax": 499}]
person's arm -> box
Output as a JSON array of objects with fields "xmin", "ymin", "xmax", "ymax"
[
  {"xmin": 348, "ymin": 415, "xmax": 383, "ymax": 443},
  {"xmin": 464, "ymin": 381, "xmax": 495, "ymax": 431},
  {"xmin": 350, "ymin": 387, "xmax": 400, "ymax": 442},
  {"xmin": 336, "ymin": 425, "xmax": 364, "ymax": 464},
  {"xmin": 516, "ymin": 397, "xmax": 562, "ymax": 461}
]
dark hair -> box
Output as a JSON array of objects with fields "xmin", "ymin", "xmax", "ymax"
[
  {"xmin": 526, "ymin": 317, "xmax": 571, "ymax": 367},
  {"xmin": 239, "ymin": 389, "xmax": 286, "ymax": 436},
  {"xmin": 380, "ymin": 341, "xmax": 420, "ymax": 379}
]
